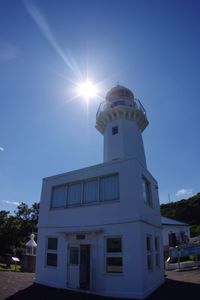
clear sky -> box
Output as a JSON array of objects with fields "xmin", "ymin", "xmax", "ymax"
[{"xmin": 0, "ymin": 0, "xmax": 200, "ymax": 213}]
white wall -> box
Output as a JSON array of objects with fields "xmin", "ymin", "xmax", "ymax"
[
  {"xmin": 162, "ymin": 224, "xmax": 190, "ymax": 247},
  {"xmin": 103, "ymin": 119, "xmax": 147, "ymax": 167},
  {"xmin": 38, "ymin": 157, "xmax": 160, "ymax": 230},
  {"xmin": 35, "ymin": 222, "xmax": 164, "ymax": 299},
  {"xmin": 140, "ymin": 222, "xmax": 164, "ymax": 297},
  {"xmin": 36, "ymin": 157, "xmax": 164, "ymax": 298}
]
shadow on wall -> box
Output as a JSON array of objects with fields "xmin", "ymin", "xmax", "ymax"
[{"xmin": 4, "ymin": 279, "xmax": 200, "ymax": 300}]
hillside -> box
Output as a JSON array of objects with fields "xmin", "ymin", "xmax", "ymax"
[{"xmin": 160, "ymin": 192, "xmax": 200, "ymax": 237}]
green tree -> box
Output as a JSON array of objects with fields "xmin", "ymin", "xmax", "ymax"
[
  {"xmin": 0, "ymin": 210, "xmax": 9, "ymax": 225},
  {"xmin": 14, "ymin": 202, "xmax": 31, "ymax": 220},
  {"xmin": 30, "ymin": 202, "xmax": 40, "ymax": 222},
  {"xmin": 0, "ymin": 202, "xmax": 40, "ymax": 258},
  {"xmin": 160, "ymin": 192, "xmax": 200, "ymax": 237}
]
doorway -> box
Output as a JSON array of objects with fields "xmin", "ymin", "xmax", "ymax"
[{"xmin": 68, "ymin": 244, "xmax": 90, "ymax": 290}]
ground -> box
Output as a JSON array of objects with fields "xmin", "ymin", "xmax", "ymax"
[{"xmin": 1, "ymin": 269, "xmax": 200, "ymax": 300}]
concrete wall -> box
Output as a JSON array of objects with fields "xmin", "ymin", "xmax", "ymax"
[
  {"xmin": 162, "ymin": 224, "xmax": 190, "ymax": 247},
  {"xmin": 103, "ymin": 119, "xmax": 147, "ymax": 167},
  {"xmin": 36, "ymin": 157, "xmax": 164, "ymax": 298},
  {"xmin": 35, "ymin": 222, "xmax": 164, "ymax": 299},
  {"xmin": 38, "ymin": 157, "xmax": 161, "ymax": 230}
]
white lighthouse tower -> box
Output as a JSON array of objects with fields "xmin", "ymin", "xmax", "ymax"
[{"xmin": 96, "ymin": 85, "xmax": 148, "ymax": 166}]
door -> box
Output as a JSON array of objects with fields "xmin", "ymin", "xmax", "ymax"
[
  {"xmin": 68, "ymin": 244, "xmax": 90, "ymax": 290},
  {"xmin": 80, "ymin": 245, "xmax": 90, "ymax": 289},
  {"xmin": 68, "ymin": 246, "xmax": 79, "ymax": 289}
]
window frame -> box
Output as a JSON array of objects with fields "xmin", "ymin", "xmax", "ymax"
[
  {"xmin": 99, "ymin": 173, "xmax": 119, "ymax": 202},
  {"xmin": 26, "ymin": 246, "xmax": 36, "ymax": 256},
  {"xmin": 83, "ymin": 177, "xmax": 99, "ymax": 204},
  {"xmin": 154, "ymin": 236, "xmax": 160, "ymax": 268},
  {"xmin": 46, "ymin": 237, "xmax": 58, "ymax": 268},
  {"xmin": 50, "ymin": 184, "xmax": 67, "ymax": 209},
  {"xmin": 50, "ymin": 173, "xmax": 120, "ymax": 210},
  {"xmin": 112, "ymin": 126, "xmax": 118, "ymax": 135},
  {"xmin": 146, "ymin": 235, "xmax": 153, "ymax": 271},
  {"xmin": 67, "ymin": 181, "xmax": 82, "ymax": 207},
  {"xmin": 69, "ymin": 246, "xmax": 79, "ymax": 265},
  {"xmin": 142, "ymin": 176, "xmax": 153, "ymax": 208},
  {"xmin": 105, "ymin": 236, "xmax": 123, "ymax": 274}
]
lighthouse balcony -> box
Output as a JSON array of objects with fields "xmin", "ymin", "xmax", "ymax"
[
  {"xmin": 96, "ymin": 98, "xmax": 146, "ymax": 119},
  {"xmin": 96, "ymin": 98, "xmax": 148, "ymax": 133}
]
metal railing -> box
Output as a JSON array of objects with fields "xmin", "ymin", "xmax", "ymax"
[{"xmin": 96, "ymin": 98, "xmax": 146, "ymax": 119}]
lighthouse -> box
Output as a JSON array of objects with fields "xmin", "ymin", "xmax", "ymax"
[
  {"xmin": 96, "ymin": 85, "xmax": 148, "ymax": 166},
  {"xmin": 36, "ymin": 84, "xmax": 164, "ymax": 299}
]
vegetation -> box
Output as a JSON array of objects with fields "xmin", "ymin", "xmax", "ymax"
[
  {"xmin": 0, "ymin": 263, "xmax": 21, "ymax": 272},
  {"xmin": 160, "ymin": 192, "xmax": 200, "ymax": 237},
  {"xmin": 0, "ymin": 202, "xmax": 39, "ymax": 260}
]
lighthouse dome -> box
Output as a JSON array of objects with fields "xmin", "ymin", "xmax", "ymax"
[
  {"xmin": 96, "ymin": 84, "xmax": 148, "ymax": 136},
  {"xmin": 106, "ymin": 85, "xmax": 134, "ymax": 102}
]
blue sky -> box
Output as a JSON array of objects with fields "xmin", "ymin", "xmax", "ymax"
[{"xmin": 0, "ymin": 0, "xmax": 200, "ymax": 213}]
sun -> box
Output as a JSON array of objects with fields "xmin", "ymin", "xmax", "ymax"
[{"xmin": 77, "ymin": 80, "xmax": 98, "ymax": 101}]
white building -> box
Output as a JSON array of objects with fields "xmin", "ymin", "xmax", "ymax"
[
  {"xmin": 35, "ymin": 85, "xmax": 164, "ymax": 299},
  {"xmin": 161, "ymin": 216, "xmax": 190, "ymax": 259}
]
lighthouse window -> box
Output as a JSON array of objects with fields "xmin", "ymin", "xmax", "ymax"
[
  {"xmin": 142, "ymin": 176, "xmax": 153, "ymax": 208},
  {"xmin": 51, "ymin": 185, "xmax": 66, "ymax": 208},
  {"xmin": 112, "ymin": 126, "xmax": 118, "ymax": 135},
  {"xmin": 100, "ymin": 174, "xmax": 119, "ymax": 201}
]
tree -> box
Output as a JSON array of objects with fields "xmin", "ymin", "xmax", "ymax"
[
  {"xmin": 14, "ymin": 202, "xmax": 31, "ymax": 220},
  {"xmin": 30, "ymin": 202, "xmax": 40, "ymax": 222},
  {"xmin": 160, "ymin": 192, "xmax": 200, "ymax": 237},
  {"xmin": 0, "ymin": 202, "xmax": 40, "ymax": 258},
  {"xmin": 0, "ymin": 210, "xmax": 9, "ymax": 225},
  {"xmin": 0, "ymin": 214, "xmax": 22, "ymax": 256}
]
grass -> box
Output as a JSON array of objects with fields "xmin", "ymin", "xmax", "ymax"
[{"xmin": 0, "ymin": 263, "xmax": 21, "ymax": 272}]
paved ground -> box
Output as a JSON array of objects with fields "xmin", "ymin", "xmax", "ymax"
[
  {"xmin": 1, "ymin": 269, "xmax": 200, "ymax": 300},
  {"xmin": 0, "ymin": 272, "xmax": 35, "ymax": 300}
]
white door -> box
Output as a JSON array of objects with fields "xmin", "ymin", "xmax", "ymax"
[
  {"xmin": 67, "ymin": 244, "xmax": 91, "ymax": 290},
  {"xmin": 68, "ymin": 246, "xmax": 79, "ymax": 289}
]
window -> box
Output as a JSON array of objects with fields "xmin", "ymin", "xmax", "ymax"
[
  {"xmin": 76, "ymin": 234, "xmax": 85, "ymax": 240},
  {"xmin": 51, "ymin": 185, "xmax": 66, "ymax": 208},
  {"xmin": 50, "ymin": 173, "xmax": 120, "ymax": 209},
  {"xmin": 106, "ymin": 237, "xmax": 123, "ymax": 273},
  {"xmin": 83, "ymin": 179, "xmax": 98, "ymax": 203},
  {"xmin": 48, "ymin": 237, "xmax": 57, "ymax": 250},
  {"xmin": 168, "ymin": 232, "xmax": 177, "ymax": 247},
  {"xmin": 107, "ymin": 237, "xmax": 122, "ymax": 252},
  {"xmin": 26, "ymin": 246, "xmax": 36, "ymax": 256},
  {"xmin": 112, "ymin": 126, "xmax": 118, "ymax": 135},
  {"xmin": 68, "ymin": 183, "xmax": 81, "ymax": 206},
  {"xmin": 142, "ymin": 177, "xmax": 153, "ymax": 207},
  {"xmin": 155, "ymin": 237, "xmax": 160, "ymax": 268},
  {"xmin": 46, "ymin": 237, "xmax": 57, "ymax": 267},
  {"xmin": 100, "ymin": 174, "xmax": 119, "ymax": 202},
  {"xmin": 146, "ymin": 236, "xmax": 153, "ymax": 271},
  {"xmin": 26, "ymin": 246, "xmax": 32, "ymax": 255},
  {"xmin": 69, "ymin": 247, "xmax": 79, "ymax": 265}
]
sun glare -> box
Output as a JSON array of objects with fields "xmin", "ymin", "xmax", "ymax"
[{"xmin": 77, "ymin": 80, "xmax": 98, "ymax": 101}]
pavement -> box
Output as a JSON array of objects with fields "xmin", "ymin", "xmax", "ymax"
[{"xmin": 1, "ymin": 269, "xmax": 200, "ymax": 300}]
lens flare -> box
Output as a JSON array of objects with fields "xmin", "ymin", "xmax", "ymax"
[{"xmin": 77, "ymin": 80, "xmax": 98, "ymax": 100}]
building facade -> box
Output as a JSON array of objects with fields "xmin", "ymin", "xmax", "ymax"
[
  {"xmin": 161, "ymin": 216, "xmax": 190, "ymax": 260},
  {"xmin": 35, "ymin": 85, "xmax": 164, "ymax": 299}
]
